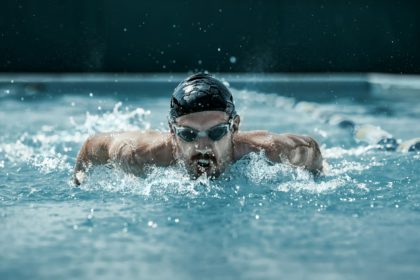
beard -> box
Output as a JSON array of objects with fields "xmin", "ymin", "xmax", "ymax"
[{"xmin": 188, "ymin": 153, "xmax": 221, "ymax": 178}]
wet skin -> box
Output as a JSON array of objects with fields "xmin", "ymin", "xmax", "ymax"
[{"xmin": 74, "ymin": 111, "xmax": 323, "ymax": 185}]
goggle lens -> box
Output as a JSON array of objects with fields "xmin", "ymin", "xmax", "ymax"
[
  {"xmin": 178, "ymin": 128, "xmax": 198, "ymax": 142},
  {"xmin": 174, "ymin": 124, "xmax": 230, "ymax": 142},
  {"xmin": 207, "ymin": 125, "xmax": 229, "ymax": 141}
]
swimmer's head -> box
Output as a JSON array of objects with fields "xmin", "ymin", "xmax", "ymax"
[
  {"xmin": 169, "ymin": 73, "xmax": 240, "ymax": 178},
  {"xmin": 169, "ymin": 73, "xmax": 237, "ymax": 122}
]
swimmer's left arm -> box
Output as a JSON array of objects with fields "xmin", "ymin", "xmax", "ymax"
[
  {"xmin": 266, "ymin": 133, "xmax": 324, "ymax": 174},
  {"xmin": 235, "ymin": 131, "xmax": 324, "ymax": 173}
]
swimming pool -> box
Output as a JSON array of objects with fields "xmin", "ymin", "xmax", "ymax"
[{"xmin": 1, "ymin": 74, "xmax": 419, "ymax": 280}]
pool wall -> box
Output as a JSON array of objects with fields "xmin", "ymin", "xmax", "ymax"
[{"xmin": 1, "ymin": 73, "xmax": 420, "ymax": 103}]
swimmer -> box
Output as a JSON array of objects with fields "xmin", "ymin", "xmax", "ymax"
[{"xmin": 74, "ymin": 73, "xmax": 324, "ymax": 185}]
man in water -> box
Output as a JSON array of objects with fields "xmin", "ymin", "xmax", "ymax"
[{"xmin": 74, "ymin": 73, "xmax": 323, "ymax": 185}]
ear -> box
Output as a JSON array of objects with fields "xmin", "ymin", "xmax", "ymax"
[
  {"xmin": 168, "ymin": 121, "xmax": 175, "ymax": 135},
  {"xmin": 231, "ymin": 115, "xmax": 240, "ymax": 133}
]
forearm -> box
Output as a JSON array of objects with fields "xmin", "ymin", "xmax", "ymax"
[
  {"xmin": 287, "ymin": 136, "xmax": 323, "ymax": 173},
  {"xmin": 268, "ymin": 134, "xmax": 323, "ymax": 173},
  {"xmin": 74, "ymin": 134, "xmax": 112, "ymax": 184}
]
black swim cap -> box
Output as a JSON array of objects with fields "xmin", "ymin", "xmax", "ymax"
[{"xmin": 169, "ymin": 73, "xmax": 236, "ymax": 122}]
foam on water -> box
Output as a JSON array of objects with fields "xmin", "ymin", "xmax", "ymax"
[{"xmin": 0, "ymin": 102, "xmax": 151, "ymax": 175}]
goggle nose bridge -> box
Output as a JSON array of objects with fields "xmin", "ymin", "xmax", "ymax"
[{"xmin": 196, "ymin": 131, "xmax": 209, "ymax": 139}]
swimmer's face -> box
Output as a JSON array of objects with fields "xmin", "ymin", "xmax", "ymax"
[{"xmin": 170, "ymin": 111, "xmax": 240, "ymax": 178}]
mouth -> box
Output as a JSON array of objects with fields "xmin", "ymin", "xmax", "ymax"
[
  {"xmin": 189, "ymin": 153, "xmax": 218, "ymax": 176},
  {"xmin": 187, "ymin": 157, "xmax": 224, "ymax": 179},
  {"xmin": 197, "ymin": 159, "xmax": 211, "ymax": 168},
  {"xmin": 192, "ymin": 157, "xmax": 217, "ymax": 176}
]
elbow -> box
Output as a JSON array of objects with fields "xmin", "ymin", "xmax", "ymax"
[{"xmin": 73, "ymin": 134, "xmax": 108, "ymax": 185}]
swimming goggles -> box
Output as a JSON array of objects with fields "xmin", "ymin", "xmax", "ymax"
[{"xmin": 172, "ymin": 122, "xmax": 232, "ymax": 142}]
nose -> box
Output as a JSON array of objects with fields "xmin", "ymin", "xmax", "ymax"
[
  {"xmin": 196, "ymin": 147, "xmax": 212, "ymax": 154},
  {"xmin": 194, "ymin": 135, "xmax": 214, "ymax": 150}
]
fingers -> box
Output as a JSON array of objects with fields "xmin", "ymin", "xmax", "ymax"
[{"xmin": 73, "ymin": 170, "xmax": 86, "ymax": 186}]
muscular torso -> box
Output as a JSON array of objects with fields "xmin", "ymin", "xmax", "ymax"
[{"xmin": 74, "ymin": 130, "xmax": 323, "ymax": 185}]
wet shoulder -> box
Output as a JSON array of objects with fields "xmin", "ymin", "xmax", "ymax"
[
  {"xmin": 233, "ymin": 131, "xmax": 274, "ymax": 159},
  {"xmin": 132, "ymin": 131, "xmax": 173, "ymax": 165},
  {"xmin": 110, "ymin": 131, "xmax": 172, "ymax": 161},
  {"xmin": 235, "ymin": 131, "xmax": 273, "ymax": 146},
  {"xmin": 233, "ymin": 131, "xmax": 315, "ymax": 160},
  {"xmin": 235, "ymin": 131, "xmax": 313, "ymax": 147},
  {"xmin": 110, "ymin": 130, "xmax": 165, "ymax": 143}
]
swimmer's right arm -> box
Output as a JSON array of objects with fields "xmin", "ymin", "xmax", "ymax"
[
  {"xmin": 73, "ymin": 131, "xmax": 172, "ymax": 185},
  {"xmin": 74, "ymin": 133, "xmax": 113, "ymax": 185}
]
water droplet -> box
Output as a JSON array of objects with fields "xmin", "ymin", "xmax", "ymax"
[
  {"xmin": 217, "ymin": 48, "xmax": 221, "ymax": 52},
  {"xmin": 147, "ymin": 220, "xmax": 158, "ymax": 228},
  {"xmin": 255, "ymin": 215, "xmax": 260, "ymax": 220},
  {"xmin": 89, "ymin": 92, "xmax": 93, "ymax": 97},
  {"xmin": 229, "ymin": 56, "xmax": 237, "ymax": 63}
]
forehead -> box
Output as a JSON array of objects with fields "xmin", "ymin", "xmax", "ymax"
[{"xmin": 175, "ymin": 111, "xmax": 229, "ymax": 129}]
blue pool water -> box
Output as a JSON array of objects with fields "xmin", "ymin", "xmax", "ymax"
[{"xmin": 0, "ymin": 74, "xmax": 420, "ymax": 280}]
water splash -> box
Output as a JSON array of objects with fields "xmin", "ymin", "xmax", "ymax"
[
  {"xmin": 0, "ymin": 102, "xmax": 151, "ymax": 174},
  {"xmin": 78, "ymin": 164, "xmax": 220, "ymax": 199},
  {"xmin": 0, "ymin": 96, "xmax": 407, "ymax": 199},
  {"xmin": 69, "ymin": 102, "xmax": 151, "ymax": 138},
  {"xmin": 0, "ymin": 138, "xmax": 71, "ymax": 173}
]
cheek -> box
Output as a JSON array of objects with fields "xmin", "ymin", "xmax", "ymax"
[
  {"xmin": 175, "ymin": 141, "xmax": 195, "ymax": 157},
  {"xmin": 213, "ymin": 137, "xmax": 232, "ymax": 156}
]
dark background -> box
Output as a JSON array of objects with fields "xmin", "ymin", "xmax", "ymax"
[{"xmin": 1, "ymin": 0, "xmax": 420, "ymax": 73}]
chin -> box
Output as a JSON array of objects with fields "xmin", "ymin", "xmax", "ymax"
[{"xmin": 189, "ymin": 161, "xmax": 221, "ymax": 179}]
